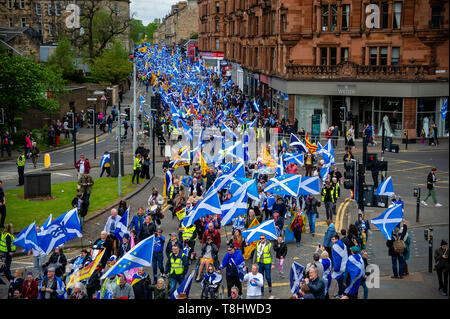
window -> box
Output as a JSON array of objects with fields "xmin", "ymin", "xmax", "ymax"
[
  {"xmin": 38, "ymin": 23, "xmax": 43, "ymax": 35},
  {"xmin": 20, "ymin": 0, "xmax": 24, "ymax": 9},
  {"xmin": 369, "ymin": 47, "xmax": 378, "ymax": 65},
  {"xmin": 272, "ymin": 12, "xmax": 276, "ymax": 34},
  {"xmin": 36, "ymin": 3, "xmax": 42, "ymax": 16},
  {"xmin": 49, "ymin": 24, "xmax": 53, "ymax": 37},
  {"xmin": 330, "ymin": 47, "xmax": 337, "ymax": 65},
  {"xmin": 322, "ymin": 5, "xmax": 329, "ymax": 31},
  {"xmin": 380, "ymin": 47, "xmax": 388, "ymax": 65},
  {"xmin": 271, "ymin": 48, "xmax": 276, "ymax": 71},
  {"xmin": 8, "ymin": 18, "xmax": 13, "ymax": 27},
  {"xmin": 331, "ymin": 5, "xmax": 338, "ymax": 31},
  {"xmin": 393, "ymin": 2, "xmax": 402, "ymax": 29},
  {"xmin": 8, "ymin": 0, "xmax": 12, "ymax": 9},
  {"xmin": 256, "ymin": 17, "xmax": 259, "ymax": 36},
  {"xmin": 216, "ymin": 1, "xmax": 220, "ymax": 13},
  {"xmin": 341, "ymin": 48, "xmax": 349, "ymax": 62},
  {"xmin": 381, "ymin": 2, "xmax": 389, "ymax": 28},
  {"xmin": 48, "ymin": 3, "xmax": 52, "ymax": 16},
  {"xmin": 215, "ymin": 38, "xmax": 219, "ymax": 50},
  {"xmin": 55, "ymin": 3, "xmax": 61, "ymax": 16},
  {"xmin": 244, "ymin": 20, "xmax": 247, "ymax": 36},
  {"xmin": 431, "ymin": 8, "xmax": 441, "ymax": 28},
  {"xmin": 215, "ymin": 20, "xmax": 219, "ymax": 32},
  {"xmin": 342, "ymin": 4, "xmax": 350, "ymax": 31},
  {"xmin": 255, "ymin": 48, "xmax": 258, "ymax": 68},
  {"xmin": 115, "ymin": 4, "xmax": 119, "ymax": 16},
  {"xmin": 320, "ymin": 48, "xmax": 328, "ymax": 65},
  {"xmin": 21, "ymin": 17, "xmax": 26, "ymax": 28},
  {"xmin": 391, "ymin": 47, "xmax": 400, "ymax": 65},
  {"xmin": 281, "ymin": 15, "xmax": 287, "ymax": 32}
]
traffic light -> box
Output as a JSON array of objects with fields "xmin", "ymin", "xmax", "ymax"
[
  {"xmin": 339, "ymin": 106, "xmax": 347, "ymax": 122},
  {"xmin": 366, "ymin": 153, "xmax": 378, "ymax": 171},
  {"xmin": 67, "ymin": 112, "xmax": 74, "ymax": 129},
  {"xmin": 343, "ymin": 160, "xmax": 356, "ymax": 190},
  {"xmin": 123, "ymin": 107, "xmax": 130, "ymax": 121},
  {"xmin": 0, "ymin": 108, "xmax": 4, "ymax": 125},
  {"xmin": 87, "ymin": 109, "xmax": 94, "ymax": 125}
]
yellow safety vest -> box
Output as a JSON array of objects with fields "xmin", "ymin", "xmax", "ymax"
[
  {"xmin": 170, "ymin": 253, "xmax": 185, "ymax": 275},
  {"xmin": 182, "ymin": 225, "xmax": 195, "ymax": 241},
  {"xmin": 256, "ymin": 242, "xmax": 272, "ymax": 264},
  {"xmin": 321, "ymin": 187, "xmax": 336, "ymax": 203},
  {"xmin": 17, "ymin": 155, "xmax": 25, "ymax": 167},
  {"xmin": 133, "ymin": 157, "xmax": 142, "ymax": 170},
  {"xmin": 0, "ymin": 232, "xmax": 16, "ymax": 253}
]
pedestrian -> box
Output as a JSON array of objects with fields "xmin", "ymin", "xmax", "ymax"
[
  {"xmin": 321, "ymin": 181, "xmax": 337, "ymax": 220},
  {"xmin": 55, "ymin": 124, "xmax": 61, "ymax": 147},
  {"xmin": 1, "ymin": 132, "xmax": 12, "ymax": 158},
  {"xmin": 48, "ymin": 125, "xmax": 55, "ymax": 147},
  {"xmin": 118, "ymin": 233, "xmax": 131, "ymax": 258},
  {"xmin": 29, "ymin": 142, "xmax": 40, "ymax": 169},
  {"xmin": 132, "ymin": 153, "xmax": 142, "ymax": 184},
  {"xmin": 100, "ymin": 151, "xmax": 111, "ymax": 177},
  {"xmin": 305, "ymin": 252, "xmax": 324, "ymax": 280},
  {"xmin": 319, "ymin": 250, "xmax": 332, "ymax": 299},
  {"xmin": 386, "ymin": 224, "xmax": 408, "ymax": 279},
  {"xmin": 218, "ymin": 244, "xmax": 245, "ymax": 297},
  {"xmin": 112, "ymin": 274, "xmax": 135, "ymax": 299},
  {"xmin": 107, "ymin": 115, "xmax": 113, "ymax": 134},
  {"xmin": 343, "ymin": 246, "xmax": 365, "ymax": 299},
  {"xmin": 346, "ymin": 125, "xmax": 355, "ymax": 149},
  {"xmin": 129, "ymin": 207, "xmax": 146, "ymax": 235},
  {"xmin": 0, "ymin": 223, "xmax": 15, "ymax": 282},
  {"xmin": 304, "ymin": 268, "xmax": 325, "ymax": 299},
  {"xmin": 42, "ymin": 246, "xmax": 67, "ymax": 278},
  {"xmin": 75, "ymin": 154, "xmax": 91, "ymax": 181},
  {"xmin": 297, "ymin": 283, "xmax": 315, "ymax": 299},
  {"xmin": 38, "ymin": 267, "xmax": 66, "ymax": 299},
  {"xmin": 16, "ymin": 151, "xmax": 26, "ymax": 186},
  {"xmin": 422, "ymin": 167, "xmax": 443, "ymax": 207},
  {"xmin": 434, "ymin": 240, "xmax": 449, "ymax": 296},
  {"xmin": 196, "ymin": 236, "xmax": 218, "ymax": 282},
  {"xmin": 104, "ymin": 208, "xmax": 120, "ymax": 235},
  {"xmin": 117, "ymin": 200, "xmax": 128, "ymax": 217},
  {"xmin": 229, "ymin": 286, "xmax": 241, "ymax": 299},
  {"xmin": 165, "ymin": 244, "xmax": 189, "ymax": 296},
  {"xmin": 432, "ymin": 123, "xmax": 439, "ymax": 146},
  {"xmin": 200, "ymin": 264, "xmax": 222, "ymax": 299},
  {"xmin": 27, "ymin": 225, "xmax": 47, "ymax": 280},
  {"xmin": 0, "ymin": 180, "xmax": 6, "ymax": 229},
  {"xmin": 274, "ymin": 236, "xmax": 287, "ymax": 278},
  {"xmin": 363, "ymin": 122, "xmax": 376, "ymax": 146},
  {"xmin": 291, "ymin": 208, "xmax": 304, "ymax": 247},
  {"xmin": 152, "ymin": 228, "xmax": 166, "ymax": 284},
  {"xmin": 69, "ymin": 282, "xmax": 89, "ymax": 299},
  {"xmin": 255, "ymin": 234, "xmax": 274, "ymax": 294},
  {"xmin": 304, "ymin": 194, "xmax": 321, "ymax": 237},
  {"xmin": 8, "ymin": 269, "xmax": 24, "ymax": 299},
  {"xmin": 137, "ymin": 215, "xmax": 156, "ymax": 242},
  {"xmin": 360, "ymin": 249, "xmax": 370, "ymax": 299},
  {"xmin": 78, "ymin": 172, "xmax": 94, "ymax": 203},
  {"xmin": 21, "ymin": 272, "xmax": 39, "ymax": 299},
  {"xmin": 130, "ymin": 267, "xmax": 151, "ymax": 299},
  {"xmin": 149, "ymin": 278, "xmax": 169, "ymax": 299},
  {"xmin": 304, "ymin": 152, "xmax": 315, "ymax": 177},
  {"xmin": 141, "ymin": 151, "xmax": 150, "ymax": 180},
  {"xmin": 242, "ymin": 264, "xmax": 264, "ymax": 299},
  {"xmin": 331, "ymin": 234, "xmax": 348, "ymax": 298},
  {"xmin": 24, "ymin": 133, "xmax": 32, "ymax": 158}
]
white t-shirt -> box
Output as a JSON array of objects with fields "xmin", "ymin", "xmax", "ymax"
[
  {"xmin": 79, "ymin": 161, "xmax": 85, "ymax": 174},
  {"xmin": 243, "ymin": 272, "xmax": 264, "ymax": 297}
]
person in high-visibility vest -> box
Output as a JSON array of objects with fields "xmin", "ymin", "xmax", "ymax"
[
  {"xmin": 131, "ymin": 153, "xmax": 142, "ymax": 185},
  {"xmin": 321, "ymin": 181, "xmax": 337, "ymax": 220},
  {"xmin": 16, "ymin": 151, "xmax": 26, "ymax": 186},
  {"xmin": 0, "ymin": 224, "xmax": 16, "ymax": 281},
  {"xmin": 165, "ymin": 244, "xmax": 189, "ymax": 296},
  {"xmin": 255, "ymin": 234, "xmax": 274, "ymax": 294}
]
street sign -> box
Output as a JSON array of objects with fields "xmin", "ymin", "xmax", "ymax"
[
  {"xmin": 87, "ymin": 98, "xmax": 97, "ymax": 101},
  {"xmin": 93, "ymin": 90, "xmax": 105, "ymax": 95},
  {"xmin": 101, "ymin": 95, "xmax": 108, "ymax": 101}
]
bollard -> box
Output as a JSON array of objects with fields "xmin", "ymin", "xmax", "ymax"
[{"xmin": 44, "ymin": 153, "xmax": 51, "ymax": 168}]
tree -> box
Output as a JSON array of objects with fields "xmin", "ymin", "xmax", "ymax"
[
  {"xmin": 0, "ymin": 53, "xmax": 65, "ymax": 132},
  {"xmin": 47, "ymin": 35, "xmax": 77, "ymax": 80},
  {"xmin": 90, "ymin": 41, "xmax": 132, "ymax": 87},
  {"xmin": 190, "ymin": 32, "xmax": 198, "ymax": 39},
  {"xmin": 130, "ymin": 19, "xmax": 146, "ymax": 44}
]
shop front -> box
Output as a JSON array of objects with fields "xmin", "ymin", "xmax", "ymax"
[{"xmin": 199, "ymin": 52, "xmax": 224, "ymax": 72}]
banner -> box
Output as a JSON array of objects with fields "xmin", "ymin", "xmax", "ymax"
[{"xmin": 66, "ymin": 249, "xmax": 105, "ymax": 290}]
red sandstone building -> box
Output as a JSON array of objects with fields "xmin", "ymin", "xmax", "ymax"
[{"xmin": 198, "ymin": 0, "xmax": 449, "ymax": 138}]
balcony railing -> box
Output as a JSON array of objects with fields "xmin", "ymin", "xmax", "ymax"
[{"xmin": 285, "ymin": 61, "xmax": 443, "ymax": 81}]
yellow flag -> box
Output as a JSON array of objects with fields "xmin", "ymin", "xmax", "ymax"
[
  {"xmin": 200, "ymin": 152, "xmax": 209, "ymax": 176},
  {"xmin": 66, "ymin": 249, "xmax": 105, "ymax": 289},
  {"xmin": 176, "ymin": 208, "xmax": 186, "ymax": 221},
  {"xmin": 263, "ymin": 147, "xmax": 277, "ymax": 168}
]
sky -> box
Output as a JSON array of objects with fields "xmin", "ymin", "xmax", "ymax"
[{"xmin": 130, "ymin": 0, "xmax": 180, "ymax": 25}]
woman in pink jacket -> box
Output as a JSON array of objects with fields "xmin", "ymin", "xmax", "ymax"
[{"xmin": 25, "ymin": 133, "xmax": 32, "ymax": 158}]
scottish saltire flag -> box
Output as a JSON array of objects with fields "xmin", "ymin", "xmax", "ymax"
[
  {"xmin": 208, "ymin": 163, "xmax": 245, "ymax": 194},
  {"xmin": 181, "ymin": 175, "xmax": 193, "ymax": 187},
  {"xmin": 14, "ymin": 222, "xmax": 39, "ymax": 252},
  {"xmin": 290, "ymin": 262, "xmax": 305, "ymax": 295},
  {"xmin": 100, "ymin": 153, "xmax": 110, "ymax": 168},
  {"xmin": 442, "ymin": 98, "xmax": 447, "ymax": 120},
  {"xmin": 243, "ymin": 130, "xmax": 249, "ymax": 162},
  {"xmin": 320, "ymin": 161, "xmax": 332, "ymax": 185},
  {"xmin": 37, "ymin": 208, "xmax": 82, "ymax": 255},
  {"xmin": 41, "ymin": 214, "xmax": 52, "ymax": 231},
  {"xmin": 253, "ymin": 99, "xmax": 260, "ymax": 112},
  {"xmin": 284, "ymin": 152, "xmax": 304, "ymax": 166},
  {"xmin": 214, "ymin": 141, "xmax": 244, "ymax": 164},
  {"xmin": 319, "ymin": 139, "xmax": 335, "ymax": 166},
  {"xmin": 182, "ymin": 192, "xmax": 222, "ymax": 228},
  {"xmin": 375, "ymin": 176, "xmax": 395, "ymax": 198},
  {"xmin": 321, "ymin": 257, "xmax": 332, "ymax": 295},
  {"xmin": 264, "ymin": 194, "xmax": 276, "ymax": 211},
  {"xmin": 289, "ymin": 133, "xmax": 308, "ymax": 153},
  {"xmin": 181, "ymin": 120, "xmax": 193, "ymax": 142},
  {"xmin": 221, "ymin": 122, "xmax": 238, "ymax": 139},
  {"xmin": 332, "ymin": 239, "xmax": 348, "ymax": 280},
  {"xmin": 345, "ymin": 253, "xmax": 365, "ymax": 295},
  {"xmin": 170, "ymin": 270, "xmax": 195, "ymax": 299},
  {"xmin": 139, "ymin": 95, "xmax": 146, "ymax": 113},
  {"xmin": 221, "ymin": 191, "xmax": 248, "ymax": 226},
  {"xmin": 275, "ymin": 155, "xmax": 284, "ymax": 177},
  {"xmin": 242, "ymin": 219, "xmax": 278, "ymax": 244},
  {"xmin": 101, "ymin": 235, "xmax": 155, "ymax": 280},
  {"xmin": 38, "ymin": 274, "xmax": 66, "ymax": 299},
  {"xmin": 371, "ymin": 204, "xmax": 404, "ymax": 240},
  {"xmin": 219, "ymin": 162, "xmax": 232, "ymax": 174},
  {"xmin": 298, "ymin": 176, "xmax": 321, "ymax": 195},
  {"xmin": 229, "ymin": 178, "xmax": 259, "ymax": 202},
  {"xmin": 114, "ymin": 207, "xmax": 130, "ymax": 242},
  {"xmin": 264, "ymin": 174, "xmax": 301, "ymax": 197}
]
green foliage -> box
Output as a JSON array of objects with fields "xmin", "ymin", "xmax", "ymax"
[
  {"xmin": 90, "ymin": 41, "xmax": 132, "ymax": 85},
  {"xmin": 47, "ymin": 35, "xmax": 77, "ymax": 80},
  {"xmin": 0, "ymin": 52, "xmax": 65, "ymax": 131},
  {"xmin": 130, "ymin": 18, "xmax": 159, "ymax": 44},
  {"xmin": 190, "ymin": 32, "xmax": 199, "ymax": 39}
]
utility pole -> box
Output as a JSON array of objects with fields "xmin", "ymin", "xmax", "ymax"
[
  {"xmin": 133, "ymin": 58, "xmax": 137, "ymax": 159},
  {"xmin": 118, "ymin": 103, "xmax": 122, "ymax": 196}
]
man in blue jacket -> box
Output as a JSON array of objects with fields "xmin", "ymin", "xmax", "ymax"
[{"xmin": 218, "ymin": 244, "xmax": 245, "ymax": 297}]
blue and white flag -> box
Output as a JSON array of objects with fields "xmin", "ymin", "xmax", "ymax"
[
  {"xmin": 242, "ymin": 219, "xmax": 278, "ymax": 244},
  {"xmin": 284, "ymin": 152, "xmax": 304, "ymax": 166},
  {"xmin": 221, "ymin": 191, "xmax": 248, "ymax": 226},
  {"xmin": 229, "ymin": 178, "xmax": 259, "ymax": 202},
  {"xmin": 243, "ymin": 130, "xmax": 249, "ymax": 162},
  {"xmin": 181, "ymin": 120, "xmax": 193, "ymax": 142},
  {"xmin": 319, "ymin": 139, "xmax": 335, "ymax": 166},
  {"xmin": 181, "ymin": 175, "xmax": 193, "ymax": 188},
  {"xmin": 37, "ymin": 208, "xmax": 82, "ymax": 255},
  {"xmin": 207, "ymin": 163, "xmax": 245, "ymax": 194},
  {"xmin": 182, "ymin": 192, "xmax": 222, "ymax": 228},
  {"xmin": 275, "ymin": 155, "xmax": 284, "ymax": 177},
  {"xmin": 221, "ymin": 122, "xmax": 238, "ymax": 139},
  {"xmin": 442, "ymin": 98, "xmax": 447, "ymax": 120},
  {"xmin": 114, "ymin": 207, "xmax": 130, "ymax": 242},
  {"xmin": 14, "ymin": 222, "xmax": 39, "ymax": 252},
  {"xmin": 101, "ymin": 235, "xmax": 155, "ymax": 280},
  {"xmin": 253, "ymin": 99, "xmax": 260, "ymax": 113},
  {"xmin": 320, "ymin": 161, "xmax": 333, "ymax": 185},
  {"xmin": 41, "ymin": 214, "xmax": 52, "ymax": 231},
  {"xmin": 375, "ymin": 176, "xmax": 395, "ymax": 198},
  {"xmin": 100, "ymin": 153, "xmax": 111, "ymax": 168},
  {"xmin": 264, "ymin": 195, "xmax": 276, "ymax": 211},
  {"xmin": 321, "ymin": 258, "xmax": 332, "ymax": 295},
  {"xmin": 290, "ymin": 262, "xmax": 305, "ymax": 295},
  {"xmin": 264, "ymin": 174, "xmax": 301, "ymax": 197},
  {"xmin": 298, "ymin": 176, "xmax": 321, "ymax": 195},
  {"xmin": 289, "ymin": 133, "xmax": 308, "ymax": 153},
  {"xmin": 332, "ymin": 239, "xmax": 348, "ymax": 280},
  {"xmin": 170, "ymin": 270, "xmax": 195, "ymax": 299},
  {"xmin": 139, "ymin": 95, "xmax": 146, "ymax": 113},
  {"xmin": 371, "ymin": 204, "xmax": 404, "ymax": 240},
  {"xmin": 345, "ymin": 253, "xmax": 365, "ymax": 295}
]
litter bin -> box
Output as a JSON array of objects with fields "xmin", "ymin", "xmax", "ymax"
[
  {"xmin": 24, "ymin": 172, "xmax": 51, "ymax": 199},
  {"xmin": 110, "ymin": 151, "xmax": 124, "ymax": 177}
]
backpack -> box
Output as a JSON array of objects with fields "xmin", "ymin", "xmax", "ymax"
[{"xmin": 393, "ymin": 235, "xmax": 405, "ymax": 254}]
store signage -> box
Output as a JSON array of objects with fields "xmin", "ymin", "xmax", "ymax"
[
  {"xmin": 436, "ymin": 70, "xmax": 447, "ymax": 74},
  {"xmin": 337, "ymin": 84, "xmax": 356, "ymax": 95},
  {"xmin": 199, "ymin": 52, "xmax": 224, "ymax": 58},
  {"xmin": 311, "ymin": 114, "xmax": 321, "ymax": 137},
  {"xmin": 260, "ymin": 74, "xmax": 270, "ymax": 85},
  {"xmin": 220, "ymin": 60, "xmax": 228, "ymax": 66}
]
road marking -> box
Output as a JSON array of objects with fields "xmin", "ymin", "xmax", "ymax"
[
  {"xmin": 54, "ymin": 173, "xmax": 72, "ymax": 177},
  {"xmin": 389, "ymin": 165, "xmax": 432, "ymax": 173}
]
